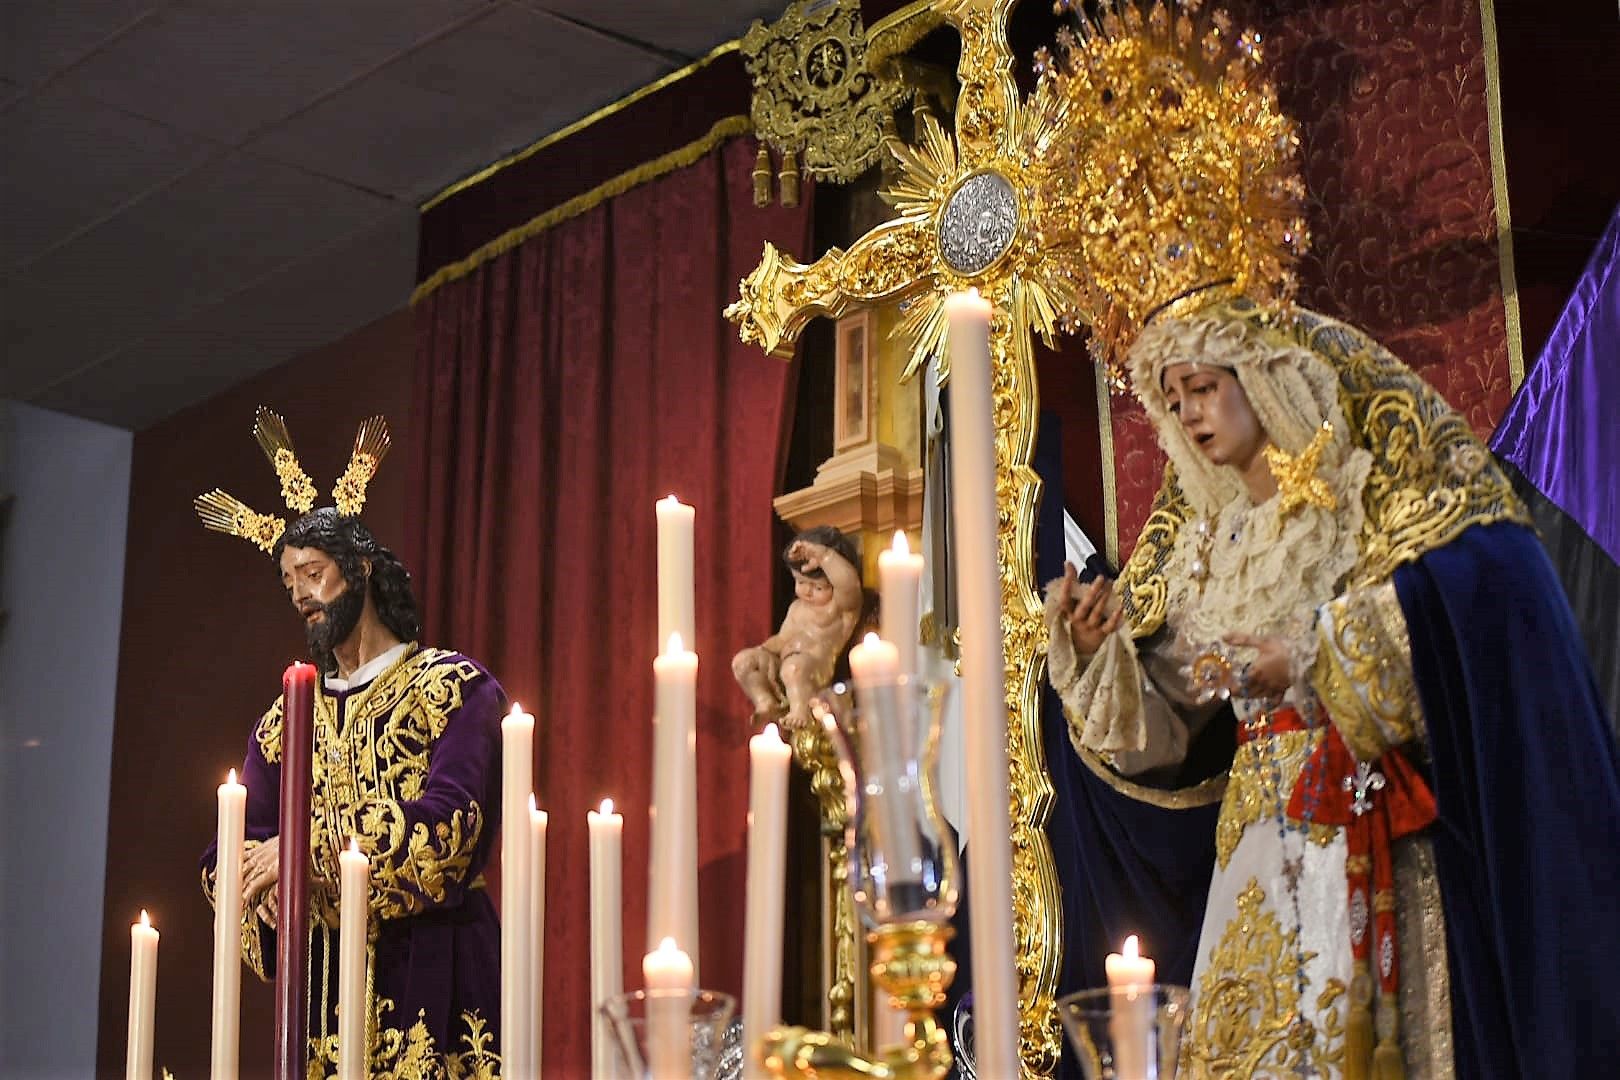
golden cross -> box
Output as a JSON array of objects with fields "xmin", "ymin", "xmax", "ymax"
[{"xmin": 725, "ymin": 2, "xmax": 1089, "ymax": 1071}]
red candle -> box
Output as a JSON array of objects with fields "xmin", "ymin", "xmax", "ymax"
[{"xmin": 275, "ymin": 661, "xmax": 316, "ymax": 1080}]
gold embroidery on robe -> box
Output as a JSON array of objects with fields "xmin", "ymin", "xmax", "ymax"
[
  {"xmin": 1217, "ymin": 732, "xmax": 1339, "ymax": 868},
  {"xmin": 1312, "ymin": 582, "xmax": 1421, "ymax": 761},
  {"xmin": 1183, "ymin": 880, "xmax": 1347, "ymax": 1079},
  {"xmin": 308, "ymin": 1005, "xmax": 500, "ymax": 1080}
]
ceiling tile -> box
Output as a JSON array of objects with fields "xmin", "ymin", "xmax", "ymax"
[
  {"xmin": 0, "ymin": 1, "xmax": 157, "ymax": 85},
  {"xmin": 26, "ymin": 207, "xmax": 417, "ymax": 429},
  {"xmin": 1, "ymin": 150, "xmax": 397, "ymax": 398},
  {"xmin": 55, "ymin": 0, "xmax": 496, "ymax": 143},
  {"xmin": 531, "ymin": 0, "xmax": 784, "ymax": 58},
  {"xmin": 0, "ymin": 87, "xmax": 219, "ymax": 273},
  {"xmin": 248, "ymin": 5, "xmax": 674, "ymax": 198}
]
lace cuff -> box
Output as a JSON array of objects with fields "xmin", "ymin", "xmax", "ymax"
[
  {"xmin": 1042, "ymin": 583, "xmax": 1149, "ymax": 754},
  {"xmin": 1310, "ymin": 581, "xmax": 1421, "ymax": 761}
]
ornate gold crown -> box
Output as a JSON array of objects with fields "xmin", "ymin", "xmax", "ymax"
[
  {"xmin": 195, "ymin": 407, "xmax": 391, "ymax": 553},
  {"xmin": 1029, "ymin": 0, "xmax": 1309, "ymax": 378}
]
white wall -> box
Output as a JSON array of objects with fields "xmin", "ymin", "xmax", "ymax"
[{"xmin": 0, "ymin": 401, "xmax": 132, "ymax": 1079}]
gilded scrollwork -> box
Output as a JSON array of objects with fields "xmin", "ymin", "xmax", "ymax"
[
  {"xmin": 1312, "ymin": 582, "xmax": 1420, "ymax": 762},
  {"xmin": 1183, "ymin": 880, "xmax": 1347, "ymax": 1080},
  {"xmin": 741, "ymin": 0, "xmax": 911, "ymax": 192}
]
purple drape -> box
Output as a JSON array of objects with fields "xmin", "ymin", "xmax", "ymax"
[{"xmin": 1491, "ymin": 203, "xmax": 1620, "ymax": 563}]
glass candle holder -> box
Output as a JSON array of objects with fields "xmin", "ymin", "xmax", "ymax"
[
  {"xmin": 814, "ymin": 675, "xmax": 960, "ymax": 929},
  {"xmin": 1056, "ymin": 985, "xmax": 1191, "ymax": 1080},
  {"xmin": 601, "ymin": 989, "xmax": 737, "ymax": 1080}
]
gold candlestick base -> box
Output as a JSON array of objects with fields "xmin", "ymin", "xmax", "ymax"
[{"xmin": 762, "ymin": 922, "xmax": 956, "ymax": 1080}]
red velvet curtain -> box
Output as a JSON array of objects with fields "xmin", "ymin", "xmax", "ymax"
[{"xmin": 405, "ymin": 137, "xmax": 813, "ymax": 1077}]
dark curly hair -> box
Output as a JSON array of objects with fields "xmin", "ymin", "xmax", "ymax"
[
  {"xmin": 272, "ymin": 508, "xmax": 422, "ymax": 645},
  {"xmin": 784, "ymin": 524, "xmax": 859, "ymax": 579}
]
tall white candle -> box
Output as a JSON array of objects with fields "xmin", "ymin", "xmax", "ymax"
[
  {"xmin": 644, "ymin": 937, "xmax": 695, "ymax": 1080},
  {"xmin": 589, "ymin": 799, "xmax": 625, "ymax": 1080},
  {"xmin": 126, "ymin": 910, "xmax": 159, "ymax": 1080},
  {"xmin": 529, "ymin": 797, "xmax": 548, "ymax": 1077},
  {"xmin": 1105, "ymin": 935, "xmax": 1157, "ymax": 1080},
  {"xmin": 878, "ymin": 530, "xmax": 925, "ymax": 678},
  {"xmin": 656, "ymin": 495, "xmax": 696, "ymax": 651},
  {"xmin": 500, "ymin": 704, "xmax": 535, "ymax": 1078},
  {"xmin": 649, "ymin": 633, "xmax": 700, "ymax": 981},
  {"xmin": 211, "ymin": 770, "xmax": 245, "ymax": 1080},
  {"xmin": 337, "ymin": 838, "xmax": 369, "ymax": 1080},
  {"xmin": 742, "ymin": 724, "xmax": 791, "ymax": 1079},
  {"xmin": 944, "ymin": 288, "xmax": 1019, "ymax": 1077}
]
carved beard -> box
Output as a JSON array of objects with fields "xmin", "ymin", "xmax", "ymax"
[{"xmin": 303, "ymin": 580, "xmax": 365, "ymax": 674}]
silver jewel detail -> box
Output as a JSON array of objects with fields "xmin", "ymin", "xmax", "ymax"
[
  {"xmin": 1342, "ymin": 760, "xmax": 1387, "ymax": 816},
  {"xmin": 1349, "ymin": 887, "xmax": 1368, "ymax": 945},
  {"xmin": 937, "ymin": 171, "xmax": 1019, "ymax": 275},
  {"xmin": 1379, "ymin": 931, "xmax": 1395, "ymax": 979}
]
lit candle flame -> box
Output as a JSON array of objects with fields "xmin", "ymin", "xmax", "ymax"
[
  {"xmin": 1123, "ymin": 934, "xmax": 1140, "ymax": 960},
  {"xmin": 349, "ymin": 836, "xmax": 361, "ymax": 855},
  {"xmin": 510, "ymin": 701, "xmax": 524, "ymax": 716},
  {"xmin": 891, "ymin": 530, "xmax": 911, "ymax": 556},
  {"xmin": 140, "ymin": 909, "xmax": 150, "ymax": 928},
  {"xmin": 528, "ymin": 792, "xmax": 538, "ymax": 812},
  {"xmin": 666, "ymin": 631, "xmax": 685, "ymax": 655},
  {"xmin": 661, "ymin": 494, "xmax": 682, "ymax": 506},
  {"xmin": 863, "ymin": 631, "xmax": 881, "ymax": 648},
  {"xmin": 763, "ymin": 722, "xmax": 783, "ymax": 744},
  {"xmin": 227, "ymin": 768, "xmax": 237, "ymax": 785},
  {"xmin": 658, "ymin": 936, "xmax": 678, "ymax": 953},
  {"xmin": 599, "ymin": 798, "xmax": 615, "ymax": 816}
]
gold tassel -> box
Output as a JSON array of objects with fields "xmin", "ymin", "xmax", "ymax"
[
  {"xmin": 1345, "ymin": 965, "xmax": 1374, "ymax": 1080},
  {"xmin": 779, "ymin": 148, "xmax": 800, "ymax": 208},
  {"xmin": 1374, "ymin": 991, "xmax": 1406, "ymax": 1080},
  {"xmin": 752, "ymin": 143, "xmax": 773, "ymax": 207}
]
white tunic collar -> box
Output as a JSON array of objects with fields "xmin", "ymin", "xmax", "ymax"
[{"xmin": 325, "ymin": 641, "xmax": 412, "ymax": 693}]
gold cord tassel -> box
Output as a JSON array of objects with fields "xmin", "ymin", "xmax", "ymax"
[
  {"xmin": 1373, "ymin": 991, "xmax": 1406, "ymax": 1080},
  {"xmin": 779, "ymin": 148, "xmax": 800, "ymax": 208},
  {"xmin": 753, "ymin": 143, "xmax": 773, "ymax": 207},
  {"xmin": 1345, "ymin": 963, "xmax": 1374, "ymax": 1080}
]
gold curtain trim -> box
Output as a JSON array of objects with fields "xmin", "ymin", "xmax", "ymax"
[
  {"xmin": 866, "ymin": 0, "xmax": 947, "ymax": 73},
  {"xmin": 420, "ymin": 39, "xmax": 743, "ymax": 212},
  {"xmin": 412, "ymin": 115, "xmax": 754, "ymax": 304},
  {"xmin": 1478, "ymin": 0, "xmax": 1526, "ymax": 389},
  {"xmin": 1077, "ymin": 748, "xmax": 1228, "ymax": 809},
  {"xmin": 1094, "ymin": 356, "xmax": 1121, "ymax": 569}
]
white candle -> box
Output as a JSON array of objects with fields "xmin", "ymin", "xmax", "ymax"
[
  {"xmin": 649, "ymin": 633, "xmax": 701, "ymax": 981},
  {"xmin": 656, "ymin": 495, "xmax": 696, "ymax": 651},
  {"xmin": 500, "ymin": 704, "xmax": 535, "ymax": 1077},
  {"xmin": 644, "ymin": 937, "xmax": 695, "ymax": 1080},
  {"xmin": 1105, "ymin": 935, "xmax": 1157, "ymax": 1080},
  {"xmin": 848, "ymin": 633, "xmax": 925, "ymax": 923},
  {"xmin": 742, "ymin": 724, "xmax": 791, "ymax": 1079},
  {"xmin": 944, "ymin": 288, "xmax": 1019, "ymax": 1077},
  {"xmin": 878, "ymin": 530, "xmax": 925, "ymax": 678},
  {"xmin": 589, "ymin": 799, "xmax": 625, "ymax": 1080},
  {"xmin": 211, "ymin": 770, "xmax": 245, "ymax": 1080},
  {"xmin": 337, "ymin": 838, "xmax": 369, "ymax": 1080},
  {"xmin": 529, "ymin": 797, "xmax": 548, "ymax": 1076},
  {"xmin": 126, "ymin": 910, "xmax": 159, "ymax": 1080}
]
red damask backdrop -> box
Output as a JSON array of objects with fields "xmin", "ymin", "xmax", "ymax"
[{"xmin": 1108, "ymin": 0, "xmax": 1513, "ymax": 557}]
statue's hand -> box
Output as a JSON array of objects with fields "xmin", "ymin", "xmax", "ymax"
[
  {"xmin": 1222, "ymin": 633, "xmax": 1293, "ymax": 699},
  {"xmin": 1063, "ymin": 563, "xmax": 1122, "ymax": 656}
]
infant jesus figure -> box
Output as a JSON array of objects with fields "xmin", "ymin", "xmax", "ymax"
[{"xmin": 732, "ymin": 525, "xmax": 864, "ymax": 730}]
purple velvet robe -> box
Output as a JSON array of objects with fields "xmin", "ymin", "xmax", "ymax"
[{"xmin": 203, "ymin": 645, "xmax": 505, "ymax": 1078}]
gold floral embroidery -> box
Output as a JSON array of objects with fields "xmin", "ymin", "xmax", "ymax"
[
  {"xmin": 1312, "ymin": 582, "xmax": 1420, "ymax": 761},
  {"xmin": 308, "ymin": 1007, "xmax": 499, "ymax": 1079},
  {"xmin": 362, "ymin": 801, "xmax": 483, "ymax": 918},
  {"xmin": 1217, "ymin": 731, "xmax": 1338, "ymax": 868},
  {"xmin": 256, "ymin": 699, "xmax": 285, "ymax": 763},
  {"xmin": 1183, "ymin": 880, "xmax": 1346, "ymax": 1079}
]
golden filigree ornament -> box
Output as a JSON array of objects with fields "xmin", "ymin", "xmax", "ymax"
[
  {"xmin": 1030, "ymin": 0, "xmax": 1310, "ymax": 381},
  {"xmin": 1265, "ymin": 421, "xmax": 1337, "ymax": 517},
  {"xmin": 194, "ymin": 409, "xmax": 392, "ymax": 553},
  {"xmin": 741, "ymin": 0, "xmax": 911, "ymax": 207}
]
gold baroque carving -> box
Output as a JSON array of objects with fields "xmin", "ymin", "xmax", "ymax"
[{"xmin": 741, "ymin": 0, "xmax": 911, "ymax": 197}]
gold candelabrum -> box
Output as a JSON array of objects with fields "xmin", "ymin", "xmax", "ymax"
[
  {"xmin": 762, "ymin": 677, "xmax": 961, "ymax": 1080},
  {"xmin": 762, "ymin": 920, "xmax": 957, "ymax": 1079}
]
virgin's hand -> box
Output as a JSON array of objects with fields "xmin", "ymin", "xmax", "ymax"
[
  {"xmin": 1065, "ymin": 564, "xmax": 1122, "ymax": 656},
  {"xmin": 1222, "ymin": 633, "xmax": 1292, "ymax": 698}
]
